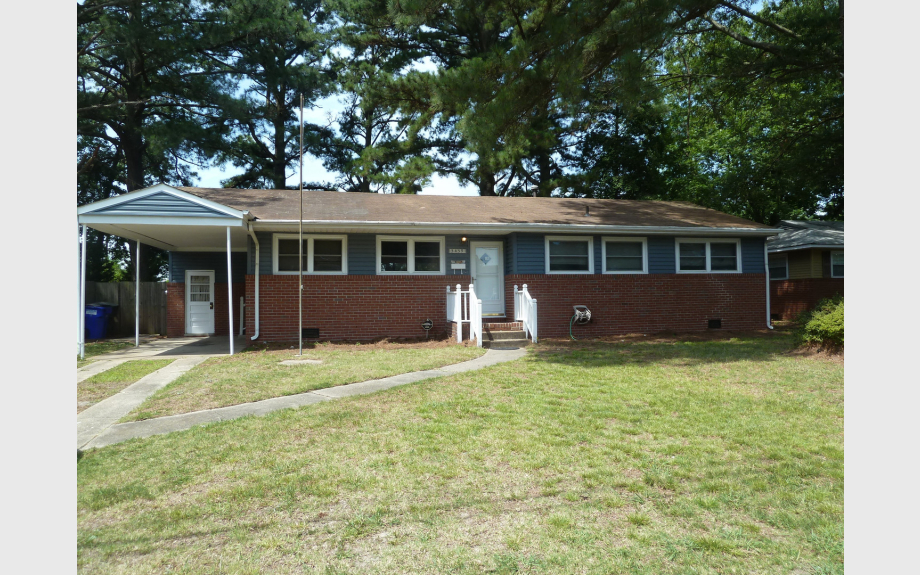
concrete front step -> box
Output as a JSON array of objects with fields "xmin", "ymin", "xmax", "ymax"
[
  {"xmin": 482, "ymin": 329, "xmax": 531, "ymax": 348},
  {"xmin": 483, "ymin": 338, "xmax": 530, "ymax": 349},
  {"xmin": 485, "ymin": 329, "xmax": 528, "ymax": 341}
]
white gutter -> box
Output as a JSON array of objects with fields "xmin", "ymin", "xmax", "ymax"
[
  {"xmin": 764, "ymin": 243, "xmax": 773, "ymax": 330},
  {"xmin": 252, "ymin": 221, "xmax": 783, "ymax": 237},
  {"xmin": 247, "ymin": 223, "xmax": 260, "ymax": 340}
]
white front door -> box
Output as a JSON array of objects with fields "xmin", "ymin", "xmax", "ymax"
[
  {"xmin": 471, "ymin": 242, "xmax": 505, "ymax": 317},
  {"xmin": 186, "ymin": 270, "xmax": 215, "ymax": 334}
]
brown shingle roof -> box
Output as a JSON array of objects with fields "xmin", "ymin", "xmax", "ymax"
[{"xmin": 177, "ymin": 187, "xmax": 773, "ymax": 230}]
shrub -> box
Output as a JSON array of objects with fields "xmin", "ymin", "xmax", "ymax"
[{"xmin": 797, "ymin": 296, "xmax": 844, "ymax": 347}]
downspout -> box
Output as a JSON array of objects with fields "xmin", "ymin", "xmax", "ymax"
[
  {"xmin": 248, "ymin": 223, "xmax": 260, "ymax": 340},
  {"xmin": 764, "ymin": 242, "xmax": 773, "ymax": 330}
]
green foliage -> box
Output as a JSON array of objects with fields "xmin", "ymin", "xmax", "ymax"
[{"xmin": 797, "ymin": 297, "xmax": 844, "ymax": 348}]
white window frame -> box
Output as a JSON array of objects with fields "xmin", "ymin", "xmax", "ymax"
[
  {"xmin": 830, "ymin": 250, "xmax": 844, "ymax": 278},
  {"xmin": 601, "ymin": 237, "xmax": 648, "ymax": 274},
  {"xmin": 272, "ymin": 234, "xmax": 348, "ymax": 275},
  {"xmin": 545, "ymin": 235, "xmax": 595, "ymax": 274},
  {"xmin": 675, "ymin": 238, "xmax": 742, "ymax": 274},
  {"xmin": 376, "ymin": 235, "xmax": 446, "ymax": 275},
  {"xmin": 768, "ymin": 253, "xmax": 789, "ymax": 280}
]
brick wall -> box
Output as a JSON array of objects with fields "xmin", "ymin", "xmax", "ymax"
[
  {"xmin": 240, "ymin": 273, "xmax": 767, "ymax": 342},
  {"xmin": 244, "ymin": 275, "xmax": 455, "ymax": 342},
  {"xmin": 506, "ymin": 274, "xmax": 767, "ymax": 338},
  {"xmin": 166, "ymin": 282, "xmax": 245, "ymax": 337},
  {"xmin": 770, "ymin": 278, "xmax": 844, "ymax": 320}
]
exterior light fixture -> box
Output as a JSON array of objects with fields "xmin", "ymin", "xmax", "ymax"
[{"xmin": 461, "ymin": 236, "xmax": 468, "ymax": 242}]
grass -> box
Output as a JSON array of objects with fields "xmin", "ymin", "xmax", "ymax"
[
  {"xmin": 77, "ymin": 340, "xmax": 136, "ymax": 368},
  {"xmin": 121, "ymin": 342, "xmax": 487, "ymax": 422},
  {"xmin": 78, "ymin": 360, "xmax": 175, "ymax": 414},
  {"xmin": 78, "ymin": 331, "xmax": 843, "ymax": 574}
]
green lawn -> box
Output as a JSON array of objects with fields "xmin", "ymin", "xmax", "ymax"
[
  {"xmin": 78, "ymin": 332, "xmax": 843, "ymax": 574},
  {"xmin": 121, "ymin": 343, "xmax": 487, "ymax": 422},
  {"xmin": 78, "ymin": 360, "xmax": 175, "ymax": 414}
]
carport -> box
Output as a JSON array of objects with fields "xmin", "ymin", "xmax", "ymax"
[{"xmin": 77, "ymin": 184, "xmax": 254, "ymax": 358}]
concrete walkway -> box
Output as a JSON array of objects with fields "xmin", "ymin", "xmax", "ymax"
[
  {"xmin": 77, "ymin": 359, "xmax": 129, "ymax": 383},
  {"xmin": 82, "ymin": 346, "xmax": 528, "ymax": 450},
  {"xmin": 77, "ymin": 356, "xmax": 209, "ymax": 450}
]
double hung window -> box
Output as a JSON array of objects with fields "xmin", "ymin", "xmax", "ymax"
[
  {"xmin": 377, "ymin": 236, "xmax": 445, "ymax": 274},
  {"xmin": 545, "ymin": 236, "xmax": 594, "ymax": 273},
  {"xmin": 768, "ymin": 254, "xmax": 789, "ymax": 280},
  {"xmin": 273, "ymin": 234, "xmax": 347, "ymax": 274},
  {"xmin": 602, "ymin": 238, "xmax": 648, "ymax": 274},
  {"xmin": 830, "ymin": 251, "xmax": 844, "ymax": 278},
  {"xmin": 676, "ymin": 239, "xmax": 741, "ymax": 273}
]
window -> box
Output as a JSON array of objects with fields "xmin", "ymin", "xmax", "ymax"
[
  {"xmin": 376, "ymin": 236, "xmax": 445, "ymax": 274},
  {"xmin": 273, "ymin": 234, "xmax": 347, "ymax": 274},
  {"xmin": 545, "ymin": 236, "xmax": 594, "ymax": 274},
  {"xmin": 768, "ymin": 254, "xmax": 789, "ymax": 280},
  {"xmin": 676, "ymin": 238, "xmax": 741, "ymax": 273},
  {"xmin": 602, "ymin": 237, "xmax": 647, "ymax": 274},
  {"xmin": 831, "ymin": 251, "xmax": 843, "ymax": 278}
]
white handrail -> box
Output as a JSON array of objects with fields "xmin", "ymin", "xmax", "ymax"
[
  {"xmin": 469, "ymin": 283, "xmax": 483, "ymax": 347},
  {"xmin": 513, "ymin": 284, "xmax": 538, "ymax": 343},
  {"xmin": 446, "ymin": 283, "xmax": 482, "ymax": 346}
]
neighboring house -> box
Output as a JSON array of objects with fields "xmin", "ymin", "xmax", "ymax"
[
  {"xmin": 767, "ymin": 220, "xmax": 844, "ymax": 320},
  {"xmin": 77, "ymin": 183, "xmax": 781, "ymax": 348}
]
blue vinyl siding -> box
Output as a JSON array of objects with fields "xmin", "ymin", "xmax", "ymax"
[
  {"xmin": 245, "ymin": 231, "xmax": 767, "ymax": 277},
  {"xmin": 93, "ymin": 191, "xmax": 234, "ymax": 217},
  {"xmin": 348, "ymin": 234, "xmax": 376, "ymax": 274},
  {"xmin": 169, "ymin": 251, "xmax": 246, "ymax": 283},
  {"xmin": 648, "ymin": 236, "xmax": 676, "ymax": 274},
  {"xmin": 513, "ymin": 233, "xmax": 545, "ymax": 274},
  {"xmin": 246, "ymin": 232, "xmax": 273, "ymax": 276},
  {"xmin": 741, "ymin": 237, "xmax": 765, "ymax": 273}
]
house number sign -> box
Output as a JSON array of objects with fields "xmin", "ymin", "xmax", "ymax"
[{"xmin": 448, "ymin": 248, "xmax": 467, "ymax": 254}]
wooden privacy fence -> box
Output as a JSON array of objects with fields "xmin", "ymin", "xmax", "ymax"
[{"xmin": 85, "ymin": 281, "xmax": 168, "ymax": 337}]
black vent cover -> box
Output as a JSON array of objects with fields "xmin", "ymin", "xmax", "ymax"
[
  {"xmin": 708, "ymin": 319, "xmax": 722, "ymax": 329},
  {"xmin": 302, "ymin": 328, "xmax": 320, "ymax": 338}
]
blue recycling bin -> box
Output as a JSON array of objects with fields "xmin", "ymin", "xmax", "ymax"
[{"xmin": 84, "ymin": 304, "xmax": 112, "ymax": 340}]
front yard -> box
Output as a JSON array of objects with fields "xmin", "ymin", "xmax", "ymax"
[
  {"xmin": 121, "ymin": 341, "xmax": 487, "ymax": 421},
  {"xmin": 78, "ymin": 332, "xmax": 843, "ymax": 574}
]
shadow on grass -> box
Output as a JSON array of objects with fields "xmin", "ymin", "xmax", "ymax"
[{"xmin": 528, "ymin": 329, "xmax": 795, "ymax": 368}]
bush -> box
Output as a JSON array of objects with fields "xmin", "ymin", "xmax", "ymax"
[{"xmin": 797, "ymin": 296, "xmax": 844, "ymax": 348}]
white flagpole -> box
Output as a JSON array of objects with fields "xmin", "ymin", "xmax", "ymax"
[{"xmin": 298, "ymin": 93, "xmax": 304, "ymax": 356}]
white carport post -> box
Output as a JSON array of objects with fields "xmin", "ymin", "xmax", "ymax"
[
  {"xmin": 135, "ymin": 242, "xmax": 141, "ymax": 347},
  {"xmin": 79, "ymin": 225, "xmax": 87, "ymax": 360},
  {"xmin": 227, "ymin": 226, "xmax": 234, "ymax": 355}
]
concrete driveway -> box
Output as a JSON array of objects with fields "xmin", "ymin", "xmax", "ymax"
[{"xmin": 88, "ymin": 335, "xmax": 252, "ymax": 360}]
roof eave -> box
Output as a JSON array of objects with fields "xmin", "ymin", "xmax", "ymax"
[
  {"xmin": 767, "ymin": 243, "xmax": 844, "ymax": 253},
  {"xmin": 251, "ymin": 220, "xmax": 781, "ymax": 236}
]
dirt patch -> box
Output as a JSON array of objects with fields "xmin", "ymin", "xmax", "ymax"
[{"xmin": 788, "ymin": 344, "xmax": 843, "ymax": 364}]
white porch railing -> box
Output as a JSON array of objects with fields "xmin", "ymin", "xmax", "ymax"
[
  {"xmin": 446, "ymin": 283, "xmax": 483, "ymax": 347},
  {"xmin": 513, "ymin": 284, "xmax": 538, "ymax": 343}
]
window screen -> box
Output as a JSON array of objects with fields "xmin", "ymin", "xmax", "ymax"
[
  {"xmin": 768, "ymin": 255, "xmax": 788, "ymax": 280},
  {"xmin": 605, "ymin": 241, "xmax": 644, "ymax": 272},
  {"xmin": 380, "ymin": 241, "xmax": 408, "ymax": 272},
  {"xmin": 414, "ymin": 241, "xmax": 441, "ymax": 272},
  {"xmin": 313, "ymin": 239, "xmax": 343, "ymax": 272},
  {"xmin": 549, "ymin": 240, "xmax": 590, "ymax": 272},
  {"xmin": 831, "ymin": 252, "xmax": 844, "ymax": 277},
  {"xmin": 679, "ymin": 243, "xmax": 707, "ymax": 271},
  {"xmin": 277, "ymin": 238, "xmax": 307, "ymax": 272},
  {"xmin": 710, "ymin": 242, "xmax": 738, "ymax": 271}
]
